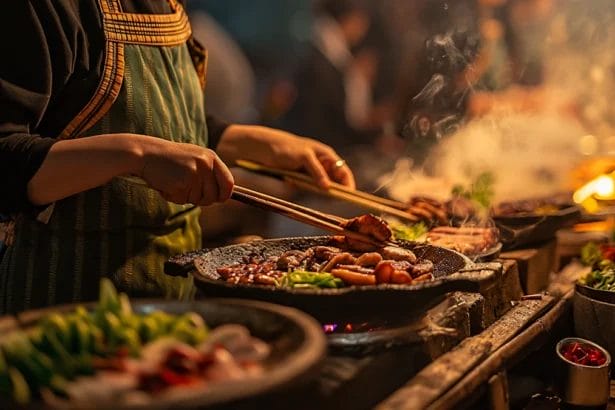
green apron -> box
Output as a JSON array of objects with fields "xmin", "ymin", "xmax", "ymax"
[{"xmin": 0, "ymin": 0, "xmax": 207, "ymax": 313}]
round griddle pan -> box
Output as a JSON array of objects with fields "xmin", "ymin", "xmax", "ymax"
[{"xmin": 166, "ymin": 237, "xmax": 499, "ymax": 322}]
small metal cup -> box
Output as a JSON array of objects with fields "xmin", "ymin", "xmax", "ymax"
[{"xmin": 556, "ymin": 337, "xmax": 611, "ymax": 407}]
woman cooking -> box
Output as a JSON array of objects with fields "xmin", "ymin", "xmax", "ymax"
[{"xmin": 0, "ymin": 0, "xmax": 355, "ymax": 314}]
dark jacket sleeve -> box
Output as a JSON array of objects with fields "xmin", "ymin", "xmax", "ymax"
[
  {"xmin": 206, "ymin": 114, "xmax": 229, "ymax": 150},
  {"xmin": 0, "ymin": 1, "xmax": 67, "ymax": 214}
]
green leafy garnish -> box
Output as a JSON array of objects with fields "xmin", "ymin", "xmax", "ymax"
[
  {"xmin": 281, "ymin": 271, "xmax": 344, "ymax": 289},
  {"xmin": 578, "ymin": 242, "xmax": 615, "ymax": 291},
  {"xmin": 0, "ymin": 278, "xmax": 210, "ymax": 405},
  {"xmin": 451, "ymin": 172, "xmax": 495, "ymax": 210},
  {"xmin": 581, "ymin": 242, "xmax": 603, "ymax": 267},
  {"xmin": 391, "ymin": 222, "xmax": 429, "ymax": 241}
]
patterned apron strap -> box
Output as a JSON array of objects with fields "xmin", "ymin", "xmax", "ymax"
[{"xmin": 59, "ymin": 0, "xmax": 192, "ymax": 141}]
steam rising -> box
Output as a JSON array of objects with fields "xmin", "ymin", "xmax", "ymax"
[{"xmin": 384, "ymin": 0, "xmax": 615, "ymax": 203}]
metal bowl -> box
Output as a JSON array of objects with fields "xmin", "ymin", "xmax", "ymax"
[
  {"xmin": 6, "ymin": 299, "xmax": 327, "ymax": 410},
  {"xmin": 555, "ymin": 337, "xmax": 611, "ymax": 406},
  {"xmin": 573, "ymin": 287, "xmax": 615, "ymax": 369}
]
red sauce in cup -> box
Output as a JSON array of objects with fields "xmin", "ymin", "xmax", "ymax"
[{"xmin": 560, "ymin": 341, "xmax": 607, "ymax": 366}]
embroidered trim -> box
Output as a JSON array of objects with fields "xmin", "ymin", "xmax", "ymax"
[
  {"xmin": 59, "ymin": 40, "xmax": 125, "ymax": 139},
  {"xmin": 101, "ymin": 0, "xmax": 191, "ymax": 46},
  {"xmin": 59, "ymin": 0, "xmax": 192, "ymax": 139}
]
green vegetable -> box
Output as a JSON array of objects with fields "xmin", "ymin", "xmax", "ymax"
[
  {"xmin": 581, "ymin": 242, "xmax": 603, "ymax": 267},
  {"xmin": 451, "ymin": 171, "xmax": 495, "ymax": 210},
  {"xmin": 8, "ymin": 367, "xmax": 30, "ymax": 404},
  {"xmin": 391, "ymin": 222, "xmax": 428, "ymax": 241},
  {"xmin": 578, "ymin": 242, "xmax": 615, "ymax": 292},
  {"xmin": 0, "ymin": 278, "xmax": 212, "ymax": 405},
  {"xmin": 282, "ymin": 271, "xmax": 344, "ymax": 289}
]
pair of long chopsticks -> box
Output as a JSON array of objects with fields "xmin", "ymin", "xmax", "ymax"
[
  {"xmin": 236, "ymin": 160, "xmax": 418, "ymax": 222},
  {"xmin": 117, "ymin": 175, "xmax": 392, "ymax": 247},
  {"xmin": 232, "ymin": 185, "xmax": 394, "ymax": 247}
]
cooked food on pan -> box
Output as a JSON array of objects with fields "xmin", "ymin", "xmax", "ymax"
[
  {"xmin": 494, "ymin": 194, "xmax": 572, "ymax": 217},
  {"xmin": 404, "ymin": 196, "xmax": 449, "ymax": 226},
  {"xmin": 0, "ymin": 280, "xmax": 269, "ymax": 408},
  {"xmin": 216, "ymin": 215, "xmax": 434, "ymax": 288},
  {"xmin": 426, "ymin": 226, "xmax": 498, "ymax": 256}
]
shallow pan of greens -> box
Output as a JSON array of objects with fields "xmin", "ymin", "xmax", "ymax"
[{"xmin": 0, "ymin": 280, "xmax": 326, "ymax": 410}]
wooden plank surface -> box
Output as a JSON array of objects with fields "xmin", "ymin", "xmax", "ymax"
[
  {"xmin": 500, "ymin": 240, "xmax": 556, "ymax": 294},
  {"xmin": 376, "ymin": 296, "xmax": 554, "ymax": 410}
]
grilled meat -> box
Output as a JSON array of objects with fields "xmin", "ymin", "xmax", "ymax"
[
  {"xmin": 276, "ymin": 250, "xmax": 308, "ymax": 271},
  {"xmin": 378, "ymin": 246, "xmax": 417, "ymax": 263},
  {"xmin": 341, "ymin": 214, "xmax": 392, "ymax": 242}
]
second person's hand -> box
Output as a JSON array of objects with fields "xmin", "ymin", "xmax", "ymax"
[{"xmin": 215, "ymin": 125, "xmax": 356, "ymax": 190}]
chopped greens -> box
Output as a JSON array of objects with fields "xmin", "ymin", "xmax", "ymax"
[
  {"xmin": 451, "ymin": 172, "xmax": 495, "ymax": 210},
  {"xmin": 391, "ymin": 222, "xmax": 429, "ymax": 241},
  {"xmin": 579, "ymin": 242, "xmax": 615, "ymax": 292},
  {"xmin": 281, "ymin": 271, "xmax": 344, "ymax": 289},
  {"xmin": 0, "ymin": 279, "xmax": 209, "ymax": 405},
  {"xmin": 581, "ymin": 242, "xmax": 603, "ymax": 267}
]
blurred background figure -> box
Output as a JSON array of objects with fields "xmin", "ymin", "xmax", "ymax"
[
  {"xmin": 189, "ymin": 11, "xmax": 258, "ymax": 124},
  {"xmin": 281, "ymin": 0, "xmax": 373, "ymax": 156},
  {"xmin": 397, "ymin": 0, "xmax": 557, "ymax": 165},
  {"xmin": 184, "ymin": 0, "xmax": 568, "ymax": 240}
]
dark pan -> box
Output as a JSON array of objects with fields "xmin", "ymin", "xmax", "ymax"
[
  {"xmin": 7, "ymin": 299, "xmax": 326, "ymax": 410},
  {"xmin": 494, "ymin": 205, "xmax": 581, "ymax": 250},
  {"xmin": 466, "ymin": 242, "xmax": 502, "ymax": 263},
  {"xmin": 167, "ymin": 236, "xmax": 499, "ymax": 322}
]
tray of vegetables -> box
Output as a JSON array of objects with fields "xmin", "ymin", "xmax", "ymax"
[{"xmin": 0, "ymin": 279, "xmax": 326, "ymax": 409}]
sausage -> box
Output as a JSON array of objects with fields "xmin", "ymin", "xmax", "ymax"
[
  {"xmin": 331, "ymin": 269, "xmax": 376, "ymax": 286},
  {"xmin": 390, "ymin": 270, "xmax": 413, "ymax": 284},
  {"xmin": 378, "ymin": 246, "xmax": 417, "ymax": 263},
  {"xmin": 254, "ymin": 274, "xmax": 277, "ymax": 286},
  {"xmin": 321, "ymin": 253, "xmax": 356, "ymax": 273},
  {"xmin": 356, "ymin": 252, "xmax": 383, "ymax": 267},
  {"xmin": 373, "ymin": 262, "xmax": 394, "ymax": 284},
  {"xmin": 336, "ymin": 265, "xmax": 375, "ymax": 275}
]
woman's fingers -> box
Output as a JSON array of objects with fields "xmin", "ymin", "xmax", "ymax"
[
  {"xmin": 315, "ymin": 147, "xmax": 356, "ymax": 189},
  {"xmin": 333, "ymin": 163, "xmax": 356, "ymax": 189},
  {"xmin": 187, "ymin": 174, "xmax": 203, "ymax": 205},
  {"xmin": 302, "ymin": 150, "xmax": 332, "ymax": 189},
  {"xmin": 213, "ymin": 155, "xmax": 234, "ymax": 202}
]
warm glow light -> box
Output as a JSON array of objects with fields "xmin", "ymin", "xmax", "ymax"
[
  {"xmin": 579, "ymin": 134, "xmax": 599, "ymax": 155},
  {"xmin": 574, "ymin": 173, "xmax": 615, "ymax": 211},
  {"xmin": 595, "ymin": 175, "xmax": 615, "ymax": 198}
]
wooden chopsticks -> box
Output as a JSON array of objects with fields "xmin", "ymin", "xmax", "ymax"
[
  {"xmin": 232, "ymin": 185, "xmax": 394, "ymax": 247},
  {"xmin": 116, "ymin": 175, "xmax": 392, "ymax": 247},
  {"xmin": 236, "ymin": 160, "xmax": 418, "ymax": 222}
]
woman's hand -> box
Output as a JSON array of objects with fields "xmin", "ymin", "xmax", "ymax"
[
  {"xmin": 28, "ymin": 134, "xmax": 234, "ymax": 206},
  {"xmin": 215, "ymin": 125, "xmax": 355, "ymax": 189},
  {"xmin": 139, "ymin": 139, "xmax": 234, "ymax": 206}
]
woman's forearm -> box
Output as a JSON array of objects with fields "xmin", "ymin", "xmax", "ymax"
[{"xmin": 27, "ymin": 134, "xmax": 145, "ymax": 206}]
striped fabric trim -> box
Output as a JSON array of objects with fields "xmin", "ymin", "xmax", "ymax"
[
  {"xmin": 59, "ymin": 39, "xmax": 125, "ymax": 139},
  {"xmin": 101, "ymin": 0, "xmax": 191, "ymax": 46},
  {"xmin": 59, "ymin": 0, "xmax": 192, "ymax": 139}
]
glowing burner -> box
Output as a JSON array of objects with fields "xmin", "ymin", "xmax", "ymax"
[
  {"xmin": 323, "ymin": 323, "xmax": 338, "ymax": 333},
  {"xmin": 573, "ymin": 172, "xmax": 615, "ymax": 213},
  {"xmin": 322, "ymin": 320, "xmax": 409, "ymax": 335}
]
